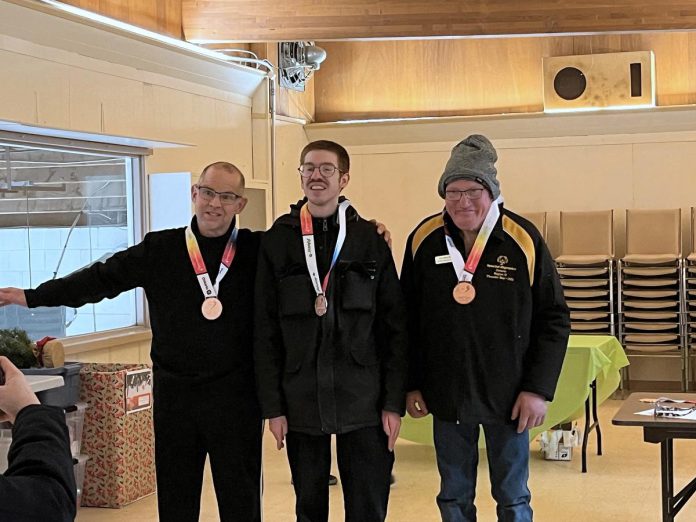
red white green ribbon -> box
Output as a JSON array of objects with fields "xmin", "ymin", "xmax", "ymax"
[
  {"xmin": 185, "ymin": 222, "xmax": 238, "ymax": 299},
  {"xmin": 444, "ymin": 196, "xmax": 503, "ymax": 283}
]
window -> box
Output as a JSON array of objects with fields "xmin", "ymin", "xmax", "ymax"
[{"xmin": 0, "ymin": 135, "xmax": 144, "ymax": 340}]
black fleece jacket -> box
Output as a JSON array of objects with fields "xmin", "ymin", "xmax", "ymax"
[{"xmin": 401, "ymin": 206, "xmax": 570, "ymax": 424}]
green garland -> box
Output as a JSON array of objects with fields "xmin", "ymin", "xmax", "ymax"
[{"xmin": 0, "ymin": 328, "xmax": 38, "ymax": 368}]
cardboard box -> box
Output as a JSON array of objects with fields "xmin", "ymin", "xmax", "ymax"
[
  {"xmin": 79, "ymin": 363, "xmax": 155, "ymax": 508},
  {"xmin": 539, "ymin": 426, "xmax": 579, "ymax": 461},
  {"xmin": 544, "ymin": 442, "xmax": 573, "ymax": 461}
]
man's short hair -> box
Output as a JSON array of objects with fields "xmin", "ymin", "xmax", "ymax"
[
  {"xmin": 300, "ymin": 141, "xmax": 350, "ymax": 173},
  {"xmin": 199, "ymin": 161, "xmax": 245, "ymax": 189}
]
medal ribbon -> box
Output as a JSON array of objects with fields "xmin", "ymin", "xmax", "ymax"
[
  {"xmin": 300, "ymin": 199, "xmax": 351, "ymax": 299},
  {"xmin": 185, "ymin": 221, "xmax": 238, "ymax": 300},
  {"xmin": 444, "ymin": 196, "xmax": 503, "ymax": 283}
]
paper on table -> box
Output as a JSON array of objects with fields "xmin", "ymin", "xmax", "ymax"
[{"xmin": 635, "ymin": 408, "xmax": 696, "ymax": 421}]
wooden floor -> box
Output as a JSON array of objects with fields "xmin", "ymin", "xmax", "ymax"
[{"xmin": 76, "ymin": 399, "xmax": 696, "ymax": 521}]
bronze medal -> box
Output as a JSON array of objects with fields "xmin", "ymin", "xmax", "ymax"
[
  {"xmin": 453, "ymin": 281, "xmax": 476, "ymax": 305},
  {"xmin": 314, "ymin": 295, "xmax": 328, "ymax": 316},
  {"xmin": 201, "ymin": 297, "xmax": 223, "ymax": 320}
]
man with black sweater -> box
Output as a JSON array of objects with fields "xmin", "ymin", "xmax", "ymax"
[
  {"xmin": 0, "ymin": 356, "xmax": 76, "ymax": 522},
  {"xmin": 0, "ymin": 162, "xmax": 262, "ymax": 521},
  {"xmin": 254, "ymin": 140, "xmax": 408, "ymax": 522}
]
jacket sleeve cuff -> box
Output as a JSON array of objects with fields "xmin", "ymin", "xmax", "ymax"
[
  {"xmin": 520, "ymin": 385, "xmax": 554, "ymax": 402},
  {"xmin": 24, "ymin": 289, "xmax": 39, "ymax": 309}
]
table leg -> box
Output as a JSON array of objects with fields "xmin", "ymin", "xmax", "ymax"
[
  {"xmin": 581, "ymin": 380, "xmax": 602, "ymax": 473},
  {"xmin": 591, "ymin": 380, "xmax": 602, "ymax": 456},
  {"xmin": 582, "ymin": 397, "xmax": 590, "ymax": 473},
  {"xmin": 661, "ymin": 438, "xmax": 674, "ymax": 522}
]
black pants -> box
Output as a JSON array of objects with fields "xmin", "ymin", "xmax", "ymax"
[
  {"xmin": 153, "ymin": 374, "xmax": 262, "ymax": 522},
  {"xmin": 286, "ymin": 425, "xmax": 394, "ymax": 522}
]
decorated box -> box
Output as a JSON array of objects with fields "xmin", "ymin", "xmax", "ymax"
[{"xmin": 79, "ymin": 363, "xmax": 155, "ymax": 508}]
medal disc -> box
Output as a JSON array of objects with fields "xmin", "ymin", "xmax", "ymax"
[
  {"xmin": 314, "ymin": 295, "xmax": 328, "ymax": 316},
  {"xmin": 201, "ymin": 297, "xmax": 223, "ymax": 320},
  {"xmin": 453, "ymin": 282, "xmax": 476, "ymax": 305}
]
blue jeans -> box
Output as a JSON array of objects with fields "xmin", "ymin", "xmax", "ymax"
[{"xmin": 433, "ymin": 417, "xmax": 532, "ymax": 522}]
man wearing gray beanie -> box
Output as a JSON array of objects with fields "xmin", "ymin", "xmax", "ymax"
[{"xmin": 401, "ymin": 134, "xmax": 569, "ymax": 521}]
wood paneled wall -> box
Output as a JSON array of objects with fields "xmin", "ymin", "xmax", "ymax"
[
  {"xmin": 248, "ymin": 43, "xmax": 316, "ymax": 122},
  {"xmin": 62, "ymin": 0, "xmax": 183, "ymax": 38},
  {"xmin": 313, "ymin": 33, "xmax": 696, "ymax": 122},
  {"xmin": 181, "ymin": 0, "xmax": 696, "ymax": 42}
]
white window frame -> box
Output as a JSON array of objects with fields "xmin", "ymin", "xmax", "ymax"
[{"xmin": 0, "ymin": 130, "xmax": 151, "ymax": 337}]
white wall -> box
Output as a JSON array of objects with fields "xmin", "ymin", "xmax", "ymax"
[
  {"xmin": 272, "ymin": 120, "xmax": 309, "ymax": 214},
  {"xmin": 289, "ymin": 113, "xmax": 696, "ymax": 384}
]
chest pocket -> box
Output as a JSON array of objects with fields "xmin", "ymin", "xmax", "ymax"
[
  {"xmin": 340, "ymin": 261, "xmax": 377, "ymax": 312},
  {"xmin": 278, "ymin": 273, "xmax": 315, "ymax": 317}
]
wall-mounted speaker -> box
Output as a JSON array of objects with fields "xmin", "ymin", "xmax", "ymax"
[{"xmin": 543, "ymin": 51, "xmax": 655, "ymax": 112}]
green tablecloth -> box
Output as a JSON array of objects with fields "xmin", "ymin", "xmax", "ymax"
[{"xmin": 399, "ymin": 335, "xmax": 630, "ymax": 445}]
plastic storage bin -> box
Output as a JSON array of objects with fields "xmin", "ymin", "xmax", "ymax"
[
  {"xmin": 21, "ymin": 362, "xmax": 83, "ymax": 407},
  {"xmin": 65, "ymin": 402, "xmax": 88, "ymax": 457},
  {"xmin": 0, "ymin": 426, "xmax": 11, "ymax": 473},
  {"xmin": 73, "ymin": 454, "xmax": 89, "ymax": 507}
]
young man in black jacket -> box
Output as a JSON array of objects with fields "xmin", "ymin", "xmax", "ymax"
[
  {"xmin": 0, "ymin": 162, "xmax": 262, "ymax": 522},
  {"xmin": 254, "ymin": 140, "xmax": 408, "ymax": 522},
  {"xmin": 401, "ymin": 135, "xmax": 570, "ymax": 522},
  {"xmin": 0, "ymin": 356, "xmax": 76, "ymax": 522}
]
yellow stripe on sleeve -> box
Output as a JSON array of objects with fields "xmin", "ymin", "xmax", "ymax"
[
  {"xmin": 411, "ymin": 215, "xmax": 444, "ymax": 259},
  {"xmin": 503, "ymin": 215, "xmax": 535, "ymax": 286}
]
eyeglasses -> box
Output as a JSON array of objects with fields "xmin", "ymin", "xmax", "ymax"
[
  {"xmin": 195, "ymin": 185, "xmax": 241, "ymax": 206},
  {"xmin": 654, "ymin": 398, "xmax": 696, "ymax": 418},
  {"xmin": 444, "ymin": 188, "xmax": 486, "ymax": 201},
  {"xmin": 298, "ymin": 163, "xmax": 343, "ymax": 178}
]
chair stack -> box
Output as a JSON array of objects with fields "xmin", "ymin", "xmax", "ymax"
[
  {"xmin": 554, "ymin": 210, "xmax": 615, "ymax": 335},
  {"xmin": 683, "ymin": 208, "xmax": 696, "ymax": 389},
  {"xmin": 618, "ymin": 208, "xmax": 685, "ymax": 390},
  {"xmin": 519, "ymin": 211, "xmax": 548, "ymax": 241}
]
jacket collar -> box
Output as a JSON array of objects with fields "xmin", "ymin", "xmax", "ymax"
[
  {"xmin": 190, "ymin": 215, "xmax": 237, "ymax": 241},
  {"xmin": 278, "ymin": 196, "xmax": 359, "ymax": 227}
]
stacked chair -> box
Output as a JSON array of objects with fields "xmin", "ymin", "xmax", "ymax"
[
  {"xmin": 683, "ymin": 208, "xmax": 696, "ymax": 389},
  {"xmin": 520, "ymin": 211, "xmax": 547, "ymax": 240},
  {"xmin": 555, "ymin": 210, "xmax": 615, "ymax": 335},
  {"xmin": 618, "ymin": 208, "xmax": 685, "ymax": 390}
]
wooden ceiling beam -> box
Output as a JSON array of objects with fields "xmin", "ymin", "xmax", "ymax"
[{"xmin": 182, "ymin": 0, "xmax": 696, "ymax": 42}]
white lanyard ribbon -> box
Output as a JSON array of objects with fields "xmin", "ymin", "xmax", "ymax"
[{"xmin": 300, "ymin": 200, "xmax": 351, "ymax": 297}]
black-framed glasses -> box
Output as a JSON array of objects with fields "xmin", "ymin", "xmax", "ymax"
[
  {"xmin": 654, "ymin": 398, "xmax": 696, "ymax": 418},
  {"xmin": 298, "ymin": 163, "xmax": 342, "ymax": 178},
  {"xmin": 195, "ymin": 185, "xmax": 241, "ymax": 206},
  {"xmin": 444, "ymin": 188, "xmax": 485, "ymax": 201}
]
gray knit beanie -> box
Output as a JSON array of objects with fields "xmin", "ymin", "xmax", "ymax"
[{"xmin": 437, "ymin": 134, "xmax": 500, "ymax": 199}]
